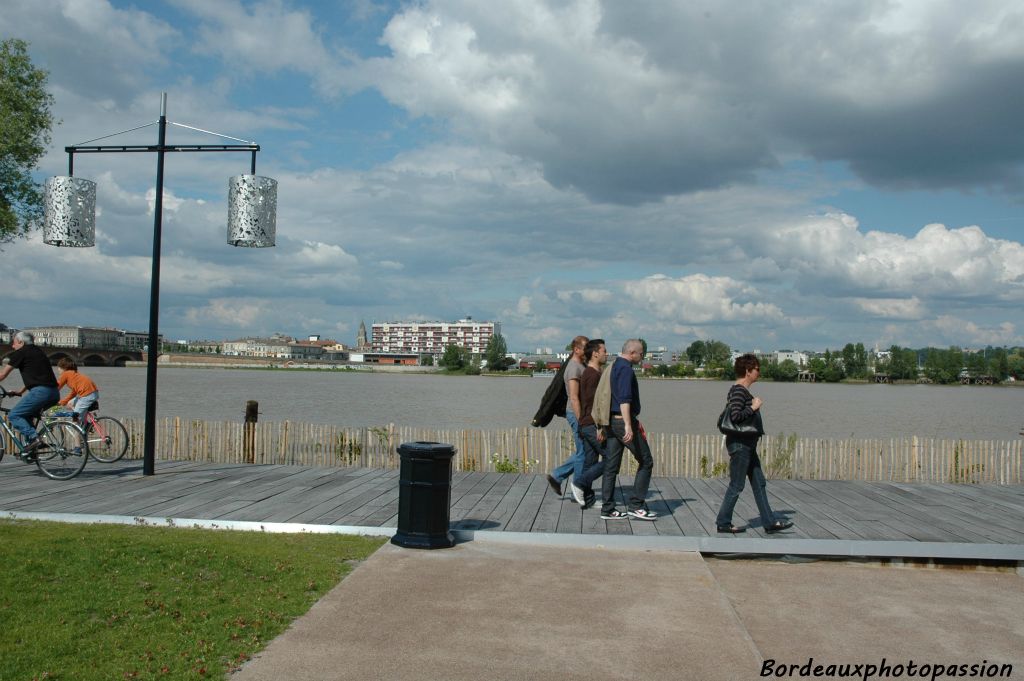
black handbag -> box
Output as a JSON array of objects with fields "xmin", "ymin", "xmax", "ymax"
[{"xmin": 717, "ymin": 404, "xmax": 763, "ymax": 436}]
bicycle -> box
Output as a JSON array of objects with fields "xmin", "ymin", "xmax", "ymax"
[
  {"xmin": 0, "ymin": 387, "xmax": 88, "ymax": 480},
  {"xmin": 76, "ymin": 403, "xmax": 129, "ymax": 463}
]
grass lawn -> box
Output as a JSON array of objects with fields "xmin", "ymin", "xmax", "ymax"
[{"xmin": 0, "ymin": 519, "xmax": 386, "ymax": 680}]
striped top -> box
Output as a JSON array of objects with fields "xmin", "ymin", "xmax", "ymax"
[{"xmin": 726, "ymin": 383, "xmax": 762, "ymax": 443}]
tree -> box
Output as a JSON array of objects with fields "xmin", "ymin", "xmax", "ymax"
[
  {"xmin": 775, "ymin": 359, "xmax": 799, "ymax": 381},
  {"xmin": 990, "ymin": 347, "xmax": 1008, "ymax": 379},
  {"xmin": 704, "ymin": 340, "xmax": 732, "ymax": 375},
  {"xmin": 484, "ymin": 333, "xmax": 509, "ymax": 371},
  {"xmin": 1007, "ymin": 350, "xmax": 1024, "ymax": 380},
  {"xmin": 838, "ymin": 342, "xmax": 868, "ymax": 379},
  {"xmin": 439, "ymin": 344, "xmax": 465, "ymax": 370},
  {"xmin": 685, "ymin": 340, "xmax": 707, "ymax": 366},
  {"xmin": 420, "ymin": 354, "xmax": 434, "ymax": 366},
  {"xmin": 1, "ymin": 39, "xmax": 56, "ymax": 242}
]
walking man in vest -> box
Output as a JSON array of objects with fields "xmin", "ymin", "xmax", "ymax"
[{"xmin": 600, "ymin": 339, "xmax": 657, "ymax": 520}]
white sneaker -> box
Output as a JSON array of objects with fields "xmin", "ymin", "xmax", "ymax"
[
  {"xmin": 569, "ymin": 481, "xmax": 586, "ymax": 505},
  {"xmin": 627, "ymin": 508, "xmax": 658, "ymax": 521}
]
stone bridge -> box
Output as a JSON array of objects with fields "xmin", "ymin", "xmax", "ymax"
[{"xmin": 0, "ymin": 343, "xmax": 142, "ymax": 367}]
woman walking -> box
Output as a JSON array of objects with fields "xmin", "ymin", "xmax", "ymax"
[{"xmin": 716, "ymin": 354, "xmax": 794, "ymax": 534}]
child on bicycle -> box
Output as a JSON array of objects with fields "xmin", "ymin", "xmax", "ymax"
[{"xmin": 56, "ymin": 358, "xmax": 100, "ymax": 425}]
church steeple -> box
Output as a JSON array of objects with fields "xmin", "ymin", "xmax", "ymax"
[{"xmin": 357, "ymin": 320, "xmax": 368, "ymax": 348}]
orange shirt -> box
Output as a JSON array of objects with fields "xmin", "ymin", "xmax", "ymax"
[{"xmin": 57, "ymin": 370, "xmax": 99, "ymax": 405}]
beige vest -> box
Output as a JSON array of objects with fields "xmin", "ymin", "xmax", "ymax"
[{"xmin": 591, "ymin": 364, "xmax": 613, "ymax": 427}]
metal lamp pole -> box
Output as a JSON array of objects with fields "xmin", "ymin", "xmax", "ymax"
[{"xmin": 60, "ymin": 93, "xmax": 266, "ymax": 475}]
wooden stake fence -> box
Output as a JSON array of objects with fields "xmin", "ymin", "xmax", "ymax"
[{"xmin": 99, "ymin": 418, "xmax": 1024, "ymax": 485}]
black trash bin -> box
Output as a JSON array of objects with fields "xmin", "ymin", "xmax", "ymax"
[{"xmin": 391, "ymin": 441, "xmax": 456, "ymax": 549}]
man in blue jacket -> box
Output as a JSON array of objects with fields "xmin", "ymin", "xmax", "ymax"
[{"xmin": 600, "ymin": 339, "xmax": 657, "ymax": 520}]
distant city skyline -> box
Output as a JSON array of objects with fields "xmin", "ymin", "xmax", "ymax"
[
  {"xmin": 4, "ymin": 1, "xmax": 1023, "ymax": 352},
  {"xmin": 4, "ymin": 319, "xmax": 1018, "ymax": 358}
]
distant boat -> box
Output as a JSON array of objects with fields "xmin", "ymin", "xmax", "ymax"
[{"xmin": 532, "ymin": 370, "xmax": 556, "ymax": 378}]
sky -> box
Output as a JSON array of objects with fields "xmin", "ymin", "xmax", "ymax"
[{"xmin": 4, "ymin": 0, "xmax": 1023, "ymax": 354}]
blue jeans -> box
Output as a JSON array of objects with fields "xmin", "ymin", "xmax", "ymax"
[
  {"xmin": 716, "ymin": 439, "xmax": 777, "ymax": 528},
  {"xmin": 551, "ymin": 411, "xmax": 586, "ymax": 483},
  {"xmin": 574, "ymin": 424, "xmax": 607, "ymax": 493},
  {"xmin": 601, "ymin": 417, "xmax": 654, "ymax": 513},
  {"xmin": 70, "ymin": 391, "xmax": 99, "ymax": 422},
  {"xmin": 10, "ymin": 385, "xmax": 60, "ymax": 442}
]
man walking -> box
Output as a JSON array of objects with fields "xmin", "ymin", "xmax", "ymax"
[
  {"xmin": 545, "ymin": 335, "xmax": 588, "ymax": 497},
  {"xmin": 0, "ymin": 331, "xmax": 60, "ymax": 458},
  {"xmin": 600, "ymin": 339, "xmax": 657, "ymax": 520},
  {"xmin": 569, "ymin": 338, "xmax": 609, "ymax": 509}
]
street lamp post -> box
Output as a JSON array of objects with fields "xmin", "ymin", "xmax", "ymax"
[{"xmin": 43, "ymin": 93, "xmax": 277, "ymax": 476}]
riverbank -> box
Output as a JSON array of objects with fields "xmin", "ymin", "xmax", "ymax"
[{"xmin": 127, "ymin": 354, "xmax": 441, "ymax": 373}]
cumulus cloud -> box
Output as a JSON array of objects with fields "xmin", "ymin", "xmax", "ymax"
[
  {"xmin": 624, "ymin": 274, "xmax": 785, "ymax": 324},
  {"xmin": 6, "ymin": 0, "xmax": 1024, "ymax": 354},
  {"xmin": 853, "ymin": 297, "xmax": 927, "ymax": 320},
  {"xmin": 342, "ymin": 0, "xmax": 1024, "ymax": 203},
  {"xmin": 761, "ymin": 215, "xmax": 1024, "ymax": 301},
  {"xmin": 185, "ymin": 298, "xmax": 266, "ymax": 329}
]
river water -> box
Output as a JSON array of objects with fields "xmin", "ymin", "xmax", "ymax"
[{"xmin": 26, "ymin": 367, "xmax": 1024, "ymax": 441}]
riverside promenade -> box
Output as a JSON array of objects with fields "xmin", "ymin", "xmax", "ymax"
[
  {"xmin": 3, "ymin": 458, "xmax": 1023, "ymax": 680},
  {"xmin": 1, "ymin": 458, "xmax": 1022, "ymax": 561}
]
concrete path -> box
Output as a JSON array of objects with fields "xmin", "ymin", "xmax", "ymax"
[{"xmin": 231, "ymin": 541, "xmax": 1023, "ymax": 681}]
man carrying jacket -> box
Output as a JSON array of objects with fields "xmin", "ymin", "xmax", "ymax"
[{"xmin": 543, "ymin": 335, "xmax": 588, "ymax": 497}]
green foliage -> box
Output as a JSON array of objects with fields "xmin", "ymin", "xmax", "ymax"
[
  {"xmin": 699, "ymin": 455, "xmax": 729, "ymax": 478},
  {"xmin": 947, "ymin": 440, "xmax": 984, "ymax": 483},
  {"xmin": 335, "ymin": 432, "xmax": 363, "ymax": 464},
  {"xmin": 420, "ymin": 354, "xmax": 434, "ymax": 366},
  {"xmin": 765, "ymin": 359, "xmax": 799, "ymax": 382},
  {"xmin": 765, "ymin": 433, "xmax": 798, "ymax": 479},
  {"xmin": 490, "ymin": 452, "xmax": 537, "ymax": 473},
  {"xmin": 809, "ymin": 350, "xmax": 845, "ymax": 382},
  {"xmin": 685, "ymin": 339, "xmax": 731, "ymax": 372},
  {"xmin": 439, "ymin": 344, "xmax": 465, "ymax": 369},
  {"xmin": 923, "ymin": 346, "xmax": 964, "ymax": 384},
  {"xmin": 841, "ymin": 342, "xmax": 868, "ymax": 379},
  {"xmin": 878, "ymin": 345, "xmax": 919, "ymax": 380},
  {"xmin": 0, "ymin": 519, "xmax": 384, "ymax": 680},
  {"xmin": 484, "ymin": 333, "xmax": 509, "ymax": 371},
  {"xmin": 1, "ymin": 39, "xmax": 56, "ymax": 242}
]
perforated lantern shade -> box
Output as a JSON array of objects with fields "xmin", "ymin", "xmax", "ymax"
[
  {"xmin": 227, "ymin": 175, "xmax": 277, "ymax": 247},
  {"xmin": 43, "ymin": 176, "xmax": 97, "ymax": 247}
]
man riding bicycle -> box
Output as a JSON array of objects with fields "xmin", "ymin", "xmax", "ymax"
[{"xmin": 0, "ymin": 331, "xmax": 60, "ymax": 458}]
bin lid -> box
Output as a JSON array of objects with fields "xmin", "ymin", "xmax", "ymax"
[{"xmin": 397, "ymin": 441, "xmax": 456, "ymax": 456}]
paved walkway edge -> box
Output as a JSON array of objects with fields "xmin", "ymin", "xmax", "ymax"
[{"xmin": 4, "ymin": 509, "xmax": 1023, "ymax": 561}]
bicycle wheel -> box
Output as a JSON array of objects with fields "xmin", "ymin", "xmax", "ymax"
[
  {"xmin": 86, "ymin": 416, "xmax": 129, "ymax": 463},
  {"xmin": 35, "ymin": 421, "xmax": 88, "ymax": 480}
]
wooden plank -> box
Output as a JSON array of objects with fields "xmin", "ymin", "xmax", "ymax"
[
  {"xmin": 3, "ymin": 461, "xmax": 1024, "ymax": 555},
  {"xmin": 503, "ymin": 475, "xmax": 548, "ymax": 533}
]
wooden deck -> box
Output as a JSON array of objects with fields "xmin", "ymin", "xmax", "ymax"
[{"xmin": 2, "ymin": 459, "xmax": 1022, "ymax": 561}]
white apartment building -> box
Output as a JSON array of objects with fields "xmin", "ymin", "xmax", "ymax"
[
  {"xmin": 222, "ymin": 337, "xmax": 325, "ymax": 359},
  {"xmin": 372, "ymin": 318, "xmax": 500, "ymax": 356},
  {"xmin": 774, "ymin": 350, "xmax": 808, "ymax": 367},
  {"xmin": 23, "ymin": 325, "xmax": 158, "ymax": 350}
]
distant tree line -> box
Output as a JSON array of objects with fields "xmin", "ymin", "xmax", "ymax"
[
  {"xmin": 761, "ymin": 344, "xmax": 1024, "ymax": 384},
  {"xmin": 647, "ymin": 340, "xmax": 1024, "ymax": 385}
]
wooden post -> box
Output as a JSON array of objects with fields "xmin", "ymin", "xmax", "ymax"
[{"xmin": 244, "ymin": 400, "xmax": 258, "ymax": 464}]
